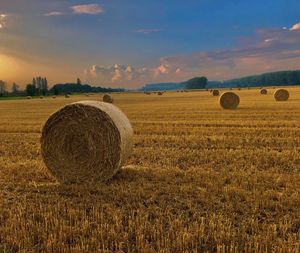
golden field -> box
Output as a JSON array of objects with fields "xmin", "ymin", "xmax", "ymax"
[{"xmin": 0, "ymin": 88, "xmax": 300, "ymax": 252}]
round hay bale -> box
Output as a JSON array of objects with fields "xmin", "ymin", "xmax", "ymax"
[
  {"xmin": 27, "ymin": 96, "xmax": 32, "ymax": 99},
  {"xmin": 40, "ymin": 96, "xmax": 44, "ymax": 99},
  {"xmin": 64, "ymin": 95, "xmax": 69, "ymax": 98},
  {"xmin": 41, "ymin": 101, "xmax": 134, "ymax": 184},
  {"xmin": 274, "ymin": 89, "xmax": 289, "ymax": 101},
  {"xmin": 260, "ymin": 89, "xmax": 267, "ymax": 95},
  {"xmin": 219, "ymin": 92, "xmax": 240, "ymax": 110},
  {"xmin": 157, "ymin": 91, "xmax": 163, "ymax": 95},
  {"xmin": 103, "ymin": 94, "xmax": 114, "ymax": 103},
  {"xmin": 212, "ymin": 89, "xmax": 220, "ymax": 96}
]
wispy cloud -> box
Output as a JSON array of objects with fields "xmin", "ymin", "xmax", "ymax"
[
  {"xmin": 43, "ymin": 11, "xmax": 64, "ymax": 17},
  {"xmin": 71, "ymin": 4, "xmax": 104, "ymax": 15},
  {"xmin": 134, "ymin": 28, "xmax": 163, "ymax": 34}
]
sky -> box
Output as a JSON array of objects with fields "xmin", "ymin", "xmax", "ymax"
[{"xmin": 0, "ymin": 0, "xmax": 300, "ymax": 89}]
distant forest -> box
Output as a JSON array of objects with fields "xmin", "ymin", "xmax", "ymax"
[
  {"xmin": 142, "ymin": 70, "xmax": 300, "ymax": 91},
  {"xmin": 222, "ymin": 70, "xmax": 300, "ymax": 88},
  {"xmin": 51, "ymin": 82, "xmax": 124, "ymax": 95}
]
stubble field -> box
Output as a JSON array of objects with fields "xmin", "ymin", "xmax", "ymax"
[{"xmin": 0, "ymin": 88, "xmax": 300, "ymax": 252}]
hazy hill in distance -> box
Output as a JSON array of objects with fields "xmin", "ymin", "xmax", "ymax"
[{"xmin": 141, "ymin": 70, "xmax": 300, "ymax": 91}]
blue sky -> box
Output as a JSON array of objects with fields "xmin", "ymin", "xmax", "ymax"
[{"xmin": 0, "ymin": 0, "xmax": 300, "ymax": 88}]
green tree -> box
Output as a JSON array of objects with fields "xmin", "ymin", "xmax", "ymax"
[
  {"xmin": 185, "ymin": 76, "xmax": 208, "ymax": 89},
  {"xmin": 0, "ymin": 80, "xmax": 6, "ymax": 96},
  {"xmin": 12, "ymin": 82, "xmax": 19, "ymax": 94},
  {"xmin": 26, "ymin": 84, "xmax": 36, "ymax": 96}
]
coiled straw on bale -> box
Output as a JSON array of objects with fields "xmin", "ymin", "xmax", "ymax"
[
  {"xmin": 103, "ymin": 94, "xmax": 114, "ymax": 103},
  {"xmin": 274, "ymin": 89, "xmax": 289, "ymax": 101},
  {"xmin": 219, "ymin": 92, "xmax": 240, "ymax": 109},
  {"xmin": 212, "ymin": 90, "xmax": 220, "ymax": 96},
  {"xmin": 40, "ymin": 101, "xmax": 134, "ymax": 183},
  {"xmin": 260, "ymin": 89, "xmax": 267, "ymax": 95}
]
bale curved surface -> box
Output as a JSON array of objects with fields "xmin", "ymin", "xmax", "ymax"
[
  {"xmin": 212, "ymin": 90, "xmax": 220, "ymax": 96},
  {"xmin": 41, "ymin": 101, "xmax": 134, "ymax": 184},
  {"xmin": 274, "ymin": 89, "xmax": 289, "ymax": 101},
  {"xmin": 260, "ymin": 89, "xmax": 267, "ymax": 95},
  {"xmin": 219, "ymin": 92, "xmax": 240, "ymax": 109},
  {"xmin": 103, "ymin": 94, "xmax": 114, "ymax": 103}
]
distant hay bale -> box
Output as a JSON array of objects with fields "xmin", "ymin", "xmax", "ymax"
[
  {"xmin": 64, "ymin": 95, "xmax": 69, "ymax": 98},
  {"xmin": 274, "ymin": 89, "xmax": 289, "ymax": 101},
  {"xmin": 41, "ymin": 101, "xmax": 134, "ymax": 184},
  {"xmin": 27, "ymin": 96, "xmax": 32, "ymax": 99},
  {"xmin": 260, "ymin": 89, "xmax": 267, "ymax": 95},
  {"xmin": 212, "ymin": 89, "xmax": 220, "ymax": 96},
  {"xmin": 157, "ymin": 91, "xmax": 163, "ymax": 95},
  {"xmin": 53, "ymin": 96, "xmax": 56, "ymax": 99},
  {"xmin": 40, "ymin": 96, "xmax": 44, "ymax": 99},
  {"xmin": 219, "ymin": 92, "xmax": 240, "ymax": 109},
  {"xmin": 103, "ymin": 94, "xmax": 114, "ymax": 103}
]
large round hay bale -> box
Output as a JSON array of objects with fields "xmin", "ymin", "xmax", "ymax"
[
  {"xmin": 103, "ymin": 94, "xmax": 113, "ymax": 103},
  {"xmin": 219, "ymin": 92, "xmax": 240, "ymax": 109},
  {"xmin": 274, "ymin": 89, "xmax": 289, "ymax": 101},
  {"xmin": 27, "ymin": 96, "xmax": 32, "ymax": 99},
  {"xmin": 157, "ymin": 91, "xmax": 163, "ymax": 95},
  {"xmin": 260, "ymin": 89, "xmax": 267, "ymax": 95},
  {"xmin": 212, "ymin": 89, "xmax": 220, "ymax": 96},
  {"xmin": 41, "ymin": 101, "xmax": 134, "ymax": 184}
]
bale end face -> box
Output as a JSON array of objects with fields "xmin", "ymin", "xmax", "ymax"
[
  {"xmin": 40, "ymin": 101, "xmax": 133, "ymax": 184},
  {"xmin": 219, "ymin": 92, "xmax": 240, "ymax": 110},
  {"xmin": 212, "ymin": 90, "xmax": 220, "ymax": 96},
  {"xmin": 260, "ymin": 89, "xmax": 267, "ymax": 95},
  {"xmin": 274, "ymin": 89, "xmax": 289, "ymax": 101},
  {"xmin": 103, "ymin": 94, "xmax": 114, "ymax": 103}
]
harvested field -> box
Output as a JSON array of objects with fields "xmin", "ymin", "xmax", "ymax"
[{"xmin": 0, "ymin": 88, "xmax": 300, "ymax": 252}]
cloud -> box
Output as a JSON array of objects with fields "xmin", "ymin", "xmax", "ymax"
[
  {"xmin": 290, "ymin": 22, "xmax": 300, "ymax": 31},
  {"xmin": 71, "ymin": 4, "xmax": 104, "ymax": 15},
  {"xmin": 134, "ymin": 29, "xmax": 163, "ymax": 34},
  {"xmin": 0, "ymin": 14, "xmax": 7, "ymax": 29},
  {"xmin": 85, "ymin": 21, "xmax": 300, "ymax": 86},
  {"xmin": 43, "ymin": 11, "xmax": 64, "ymax": 17}
]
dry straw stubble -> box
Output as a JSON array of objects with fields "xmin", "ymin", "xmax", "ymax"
[
  {"xmin": 274, "ymin": 89, "xmax": 289, "ymax": 101},
  {"xmin": 40, "ymin": 101, "xmax": 134, "ymax": 184},
  {"xmin": 103, "ymin": 94, "xmax": 114, "ymax": 103},
  {"xmin": 219, "ymin": 92, "xmax": 240, "ymax": 109}
]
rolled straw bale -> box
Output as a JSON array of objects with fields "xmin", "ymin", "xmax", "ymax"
[
  {"xmin": 212, "ymin": 89, "xmax": 220, "ymax": 96},
  {"xmin": 219, "ymin": 92, "xmax": 240, "ymax": 109},
  {"xmin": 64, "ymin": 95, "xmax": 69, "ymax": 98},
  {"xmin": 27, "ymin": 96, "xmax": 32, "ymax": 99},
  {"xmin": 274, "ymin": 89, "xmax": 289, "ymax": 101},
  {"xmin": 157, "ymin": 92, "xmax": 163, "ymax": 95},
  {"xmin": 41, "ymin": 101, "xmax": 134, "ymax": 183},
  {"xmin": 260, "ymin": 89, "xmax": 267, "ymax": 95},
  {"xmin": 40, "ymin": 96, "xmax": 44, "ymax": 99},
  {"xmin": 53, "ymin": 96, "xmax": 57, "ymax": 99},
  {"xmin": 103, "ymin": 94, "xmax": 114, "ymax": 103}
]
